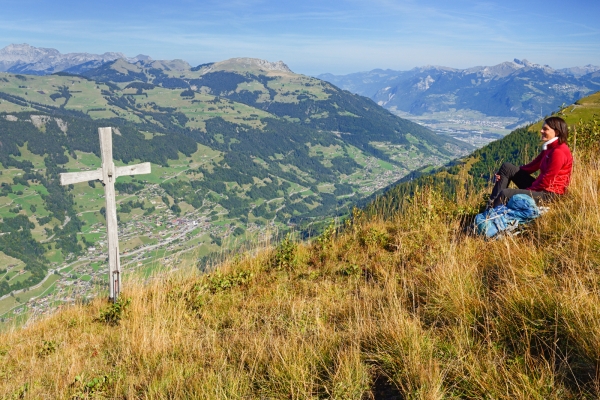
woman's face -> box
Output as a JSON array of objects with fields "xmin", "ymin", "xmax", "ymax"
[{"xmin": 540, "ymin": 123, "xmax": 557, "ymax": 142}]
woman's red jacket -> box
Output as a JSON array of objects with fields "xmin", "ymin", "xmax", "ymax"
[{"xmin": 520, "ymin": 140, "xmax": 573, "ymax": 195}]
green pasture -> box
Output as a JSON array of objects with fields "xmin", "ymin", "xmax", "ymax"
[
  {"xmin": 70, "ymin": 151, "xmax": 102, "ymax": 168},
  {"xmin": 79, "ymin": 212, "xmax": 103, "ymax": 229},
  {"xmin": 317, "ymin": 183, "xmax": 335, "ymax": 194},
  {"xmin": 236, "ymin": 81, "xmax": 267, "ymax": 93},
  {"xmin": 72, "ymin": 190, "xmax": 105, "ymax": 214},
  {"xmin": 375, "ymin": 159, "xmax": 395, "ymax": 171},
  {"xmin": 0, "ymin": 252, "xmax": 24, "ymax": 271},
  {"xmin": 141, "ymin": 89, "xmax": 271, "ymax": 130},
  {"xmin": 576, "ymin": 91, "xmax": 600, "ymax": 106},
  {"xmin": 140, "ymin": 131, "xmax": 165, "ymax": 140},
  {"xmin": 81, "ymin": 231, "xmax": 104, "ymax": 243},
  {"xmin": 121, "ymin": 236, "xmax": 147, "ymax": 252},
  {"xmin": 529, "ymin": 91, "xmax": 600, "ymax": 132},
  {"xmin": 0, "ymin": 170, "xmax": 16, "ymax": 186},
  {"xmin": 46, "ymin": 249, "xmax": 64, "ymax": 264},
  {"xmin": 0, "ymin": 101, "xmax": 34, "ymax": 113},
  {"xmin": 61, "ymin": 266, "xmax": 73, "ymax": 274},
  {"xmin": 0, "ymin": 167, "xmax": 23, "ymax": 185},
  {"xmin": 90, "ymin": 262, "xmax": 101, "ymax": 272},
  {"xmin": 7, "ymin": 271, "xmax": 32, "ymax": 285},
  {"xmin": 64, "ymin": 81, "xmax": 113, "ymax": 113},
  {"xmin": 138, "ymin": 235, "xmax": 158, "ymax": 245},
  {"xmin": 307, "ymin": 143, "xmax": 344, "ymax": 158},
  {"xmin": 269, "ymin": 76, "xmax": 330, "ymax": 102},
  {"xmin": 13, "ymin": 144, "xmax": 46, "ymax": 169},
  {"xmin": 0, "ymin": 74, "xmax": 72, "ymax": 107},
  {"xmin": 338, "ymin": 111, "xmax": 359, "ymax": 117},
  {"xmin": 0, "ymin": 203, "xmax": 18, "ymax": 219},
  {"xmin": 28, "ymin": 183, "xmax": 49, "ymax": 196}
]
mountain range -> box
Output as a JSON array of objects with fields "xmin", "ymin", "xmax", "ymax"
[
  {"xmin": 318, "ymin": 59, "xmax": 600, "ymax": 122},
  {"xmin": 4, "ymin": 44, "xmax": 598, "ymax": 125},
  {"xmin": 0, "ymin": 43, "xmax": 152, "ymax": 75}
]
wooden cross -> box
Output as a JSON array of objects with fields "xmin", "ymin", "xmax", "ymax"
[{"xmin": 60, "ymin": 127, "xmax": 151, "ymax": 302}]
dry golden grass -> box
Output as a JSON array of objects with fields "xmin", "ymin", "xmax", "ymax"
[{"xmin": 0, "ymin": 153, "xmax": 599, "ymax": 399}]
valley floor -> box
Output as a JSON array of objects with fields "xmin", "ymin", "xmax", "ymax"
[{"xmin": 391, "ymin": 108, "xmax": 522, "ymax": 147}]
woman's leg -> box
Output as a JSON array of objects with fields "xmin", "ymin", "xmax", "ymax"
[{"xmin": 489, "ymin": 162, "xmax": 535, "ymax": 206}]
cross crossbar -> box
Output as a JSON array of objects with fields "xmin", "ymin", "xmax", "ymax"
[
  {"xmin": 60, "ymin": 169, "xmax": 102, "ymax": 185},
  {"xmin": 60, "ymin": 162, "xmax": 150, "ymax": 186},
  {"xmin": 59, "ymin": 127, "xmax": 151, "ymax": 302}
]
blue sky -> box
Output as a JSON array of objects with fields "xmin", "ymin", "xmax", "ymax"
[{"xmin": 1, "ymin": 0, "xmax": 599, "ymax": 75}]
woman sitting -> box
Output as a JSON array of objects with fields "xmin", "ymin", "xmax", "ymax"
[{"xmin": 489, "ymin": 116, "xmax": 573, "ymax": 208}]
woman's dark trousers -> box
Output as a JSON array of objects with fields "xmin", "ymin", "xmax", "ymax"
[{"xmin": 490, "ymin": 162, "xmax": 556, "ymax": 208}]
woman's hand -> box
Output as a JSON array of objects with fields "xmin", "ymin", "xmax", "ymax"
[{"xmin": 494, "ymin": 173, "xmax": 501, "ymax": 183}]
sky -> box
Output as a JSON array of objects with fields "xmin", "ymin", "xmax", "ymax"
[{"xmin": 1, "ymin": 0, "xmax": 599, "ymax": 76}]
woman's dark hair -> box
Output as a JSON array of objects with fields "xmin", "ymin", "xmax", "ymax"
[{"xmin": 544, "ymin": 116, "xmax": 569, "ymax": 144}]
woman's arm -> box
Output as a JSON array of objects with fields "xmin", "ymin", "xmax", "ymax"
[
  {"xmin": 527, "ymin": 149, "xmax": 569, "ymax": 192},
  {"xmin": 520, "ymin": 151, "xmax": 544, "ymax": 174}
]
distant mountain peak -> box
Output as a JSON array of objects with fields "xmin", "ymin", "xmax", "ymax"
[
  {"xmin": 558, "ymin": 64, "xmax": 600, "ymax": 77},
  {"xmin": 138, "ymin": 58, "xmax": 191, "ymax": 71},
  {"xmin": 0, "ymin": 43, "xmax": 60, "ymax": 63},
  {"xmin": 210, "ymin": 57, "xmax": 293, "ymax": 74},
  {"xmin": 132, "ymin": 54, "xmax": 152, "ymax": 62},
  {"xmin": 413, "ymin": 65, "xmax": 458, "ymax": 73},
  {"xmin": 319, "ymin": 59, "xmax": 599, "ymax": 121},
  {"xmin": 238, "ymin": 58, "xmax": 292, "ymax": 72},
  {"xmin": 0, "ymin": 43, "xmax": 132, "ymax": 75},
  {"xmin": 513, "ymin": 58, "xmax": 555, "ymax": 73}
]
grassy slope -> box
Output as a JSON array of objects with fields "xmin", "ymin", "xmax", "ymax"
[{"xmin": 0, "ymin": 109, "xmax": 598, "ymax": 398}]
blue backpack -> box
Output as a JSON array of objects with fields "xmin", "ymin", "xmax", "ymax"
[{"xmin": 474, "ymin": 194, "xmax": 540, "ymax": 238}]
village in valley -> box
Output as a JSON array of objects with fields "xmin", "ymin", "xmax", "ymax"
[{"xmin": 2, "ymin": 183, "xmax": 245, "ymax": 325}]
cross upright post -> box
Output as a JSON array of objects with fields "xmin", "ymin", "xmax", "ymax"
[{"xmin": 60, "ymin": 127, "xmax": 151, "ymax": 302}]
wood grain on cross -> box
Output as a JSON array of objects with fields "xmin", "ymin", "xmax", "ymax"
[{"xmin": 60, "ymin": 127, "xmax": 151, "ymax": 301}]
